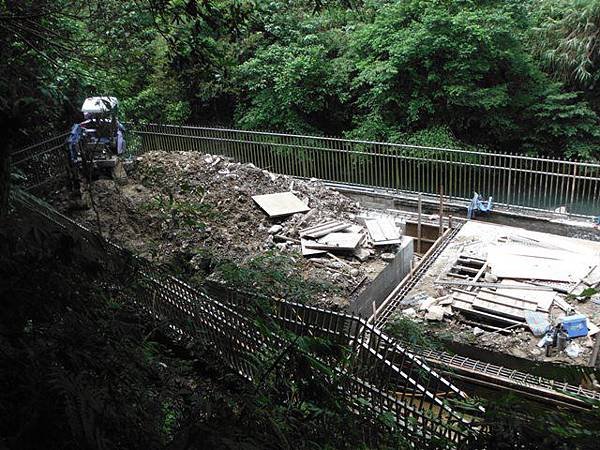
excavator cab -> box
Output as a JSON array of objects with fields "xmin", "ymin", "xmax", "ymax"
[{"xmin": 68, "ymin": 96, "xmax": 125, "ymax": 167}]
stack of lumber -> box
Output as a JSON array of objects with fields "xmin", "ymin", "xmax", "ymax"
[{"xmin": 451, "ymin": 282, "xmax": 555, "ymax": 327}]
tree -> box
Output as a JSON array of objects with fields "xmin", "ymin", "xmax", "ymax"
[
  {"xmin": 531, "ymin": 0, "xmax": 600, "ymax": 88},
  {"xmin": 348, "ymin": 0, "xmax": 600, "ymax": 156}
]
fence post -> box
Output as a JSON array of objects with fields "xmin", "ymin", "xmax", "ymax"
[
  {"xmin": 506, "ymin": 155, "xmax": 512, "ymax": 208},
  {"xmin": 570, "ymin": 163, "xmax": 578, "ymax": 215}
]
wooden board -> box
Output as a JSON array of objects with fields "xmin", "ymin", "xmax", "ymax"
[
  {"xmin": 499, "ymin": 280, "xmax": 556, "ymax": 312},
  {"xmin": 487, "ymin": 246, "xmax": 595, "ymax": 282},
  {"xmin": 305, "ymin": 232, "xmax": 365, "ymax": 251},
  {"xmin": 301, "ymin": 238, "xmax": 326, "ymax": 256},
  {"xmin": 252, "ymin": 192, "xmax": 310, "ymax": 218},
  {"xmin": 472, "ymin": 299, "xmax": 526, "ymax": 321},
  {"xmin": 364, "ymin": 218, "xmax": 401, "ymax": 245},
  {"xmin": 451, "ymin": 299, "xmax": 521, "ymax": 326},
  {"xmin": 476, "ymin": 291, "xmax": 537, "ymax": 312},
  {"xmin": 299, "ymin": 220, "xmax": 351, "ymax": 239}
]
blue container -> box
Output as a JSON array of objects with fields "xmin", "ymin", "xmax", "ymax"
[{"xmin": 561, "ymin": 314, "xmax": 589, "ymax": 338}]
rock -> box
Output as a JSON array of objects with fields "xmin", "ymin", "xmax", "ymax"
[
  {"xmin": 473, "ymin": 327, "xmax": 485, "ymax": 337},
  {"xmin": 402, "ymin": 308, "xmax": 417, "ymax": 318},
  {"xmin": 350, "ymin": 268, "xmax": 360, "ymax": 277},
  {"xmin": 268, "ymin": 225, "xmax": 283, "ymax": 234},
  {"xmin": 353, "ymin": 248, "xmax": 371, "ymax": 262},
  {"xmin": 401, "ymin": 292, "xmax": 428, "ymax": 307},
  {"xmin": 204, "ymin": 155, "xmax": 214, "ymax": 164},
  {"xmin": 380, "ymin": 252, "xmax": 395, "ymax": 262},
  {"xmin": 419, "ymin": 297, "xmax": 437, "ymax": 311},
  {"xmin": 275, "ymin": 243, "xmax": 287, "ymax": 251},
  {"xmin": 565, "ymin": 342, "xmax": 584, "ymax": 358},
  {"xmin": 425, "ymin": 305, "xmax": 445, "ymax": 321}
]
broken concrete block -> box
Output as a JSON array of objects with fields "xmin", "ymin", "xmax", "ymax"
[
  {"xmin": 353, "ymin": 248, "xmax": 371, "ymax": 262},
  {"xmin": 268, "ymin": 225, "xmax": 283, "ymax": 234},
  {"xmin": 419, "ymin": 297, "xmax": 437, "ymax": 311},
  {"xmin": 473, "ymin": 327, "xmax": 485, "ymax": 336},
  {"xmin": 402, "ymin": 307, "xmax": 417, "ymax": 318},
  {"xmin": 425, "ymin": 305, "xmax": 445, "ymax": 321}
]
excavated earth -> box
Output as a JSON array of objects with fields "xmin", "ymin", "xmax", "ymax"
[{"xmin": 49, "ymin": 151, "xmax": 389, "ymax": 309}]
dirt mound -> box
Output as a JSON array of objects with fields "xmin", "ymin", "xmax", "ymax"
[{"xmin": 51, "ymin": 151, "xmax": 387, "ymax": 309}]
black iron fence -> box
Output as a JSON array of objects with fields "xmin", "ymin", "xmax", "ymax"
[{"xmin": 13, "ymin": 190, "xmax": 478, "ymax": 447}]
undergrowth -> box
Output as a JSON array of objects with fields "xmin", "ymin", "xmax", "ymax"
[{"xmin": 216, "ymin": 250, "xmax": 338, "ymax": 303}]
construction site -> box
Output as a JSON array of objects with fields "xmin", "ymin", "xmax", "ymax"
[{"xmin": 10, "ymin": 118, "xmax": 600, "ymax": 447}]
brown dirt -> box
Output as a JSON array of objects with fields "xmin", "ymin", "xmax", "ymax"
[{"xmin": 50, "ymin": 151, "xmax": 391, "ymax": 309}]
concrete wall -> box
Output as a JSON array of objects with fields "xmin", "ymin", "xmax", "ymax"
[{"xmin": 350, "ymin": 237, "xmax": 414, "ymax": 319}]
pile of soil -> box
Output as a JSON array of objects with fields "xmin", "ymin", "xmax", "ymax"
[{"xmin": 50, "ymin": 151, "xmax": 390, "ymax": 309}]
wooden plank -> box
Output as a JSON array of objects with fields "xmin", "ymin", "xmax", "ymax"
[
  {"xmin": 480, "ymin": 288, "xmax": 538, "ymax": 305},
  {"xmin": 301, "ymin": 238, "xmax": 326, "ymax": 256},
  {"xmin": 472, "ymin": 299, "xmax": 526, "ymax": 321},
  {"xmin": 498, "ymin": 280, "xmax": 555, "ymax": 312},
  {"xmin": 252, "ymin": 192, "xmax": 310, "ymax": 218},
  {"xmin": 299, "ymin": 220, "xmax": 351, "ymax": 239},
  {"xmin": 305, "ymin": 232, "xmax": 365, "ymax": 251},
  {"xmin": 476, "ymin": 291, "xmax": 537, "ymax": 311},
  {"xmin": 451, "ymin": 300, "xmax": 521, "ymax": 326},
  {"xmin": 364, "ymin": 218, "xmax": 401, "ymax": 245},
  {"xmin": 451, "ymin": 291, "xmax": 477, "ymax": 303}
]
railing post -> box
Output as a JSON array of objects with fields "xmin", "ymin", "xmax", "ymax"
[
  {"xmin": 570, "ymin": 163, "xmax": 578, "ymax": 215},
  {"xmin": 506, "ymin": 155, "xmax": 512, "ymax": 208}
]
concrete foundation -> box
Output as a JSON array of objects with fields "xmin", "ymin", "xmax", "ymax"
[{"xmin": 350, "ymin": 237, "xmax": 414, "ymax": 318}]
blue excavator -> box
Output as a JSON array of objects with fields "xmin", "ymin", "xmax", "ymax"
[
  {"xmin": 66, "ymin": 96, "xmax": 127, "ymax": 206},
  {"xmin": 67, "ymin": 96, "xmax": 125, "ymax": 168}
]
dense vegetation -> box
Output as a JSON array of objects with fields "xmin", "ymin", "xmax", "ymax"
[
  {"xmin": 3, "ymin": 1, "xmax": 600, "ymax": 448},
  {"xmin": 0, "ymin": 203, "xmax": 414, "ymax": 449},
  {"xmin": 2, "ymin": 0, "xmax": 600, "ymax": 159}
]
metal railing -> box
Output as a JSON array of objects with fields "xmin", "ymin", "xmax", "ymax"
[
  {"xmin": 11, "ymin": 132, "xmax": 70, "ymax": 189},
  {"xmin": 14, "ymin": 190, "xmax": 479, "ymax": 447},
  {"xmin": 132, "ymin": 123, "xmax": 600, "ymax": 216},
  {"xmin": 12, "ymin": 125, "xmax": 600, "ymax": 216},
  {"xmin": 11, "ymin": 131, "xmax": 600, "ymax": 445}
]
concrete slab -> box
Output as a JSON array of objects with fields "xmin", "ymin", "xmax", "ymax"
[
  {"xmin": 252, "ymin": 192, "xmax": 310, "ymax": 218},
  {"xmin": 305, "ymin": 232, "xmax": 365, "ymax": 251},
  {"xmin": 301, "ymin": 238, "xmax": 327, "ymax": 256}
]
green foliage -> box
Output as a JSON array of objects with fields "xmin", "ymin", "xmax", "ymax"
[
  {"xmin": 217, "ymin": 250, "xmax": 338, "ymax": 302},
  {"xmin": 384, "ymin": 316, "xmax": 441, "ymax": 349},
  {"xmin": 530, "ymin": 0, "xmax": 600, "ymax": 88},
  {"xmin": 471, "ymin": 393, "xmax": 600, "ymax": 449},
  {"xmin": 347, "ymin": 0, "xmax": 599, "ymax": 155},
  {"xmin": 4, "ymin": 0, "xmax": 600, "ymax": 159}
]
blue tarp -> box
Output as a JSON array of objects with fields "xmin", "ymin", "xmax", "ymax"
[{"xmin": 467, "ymin": 192, "xmax": 493, "ymax": 219}]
